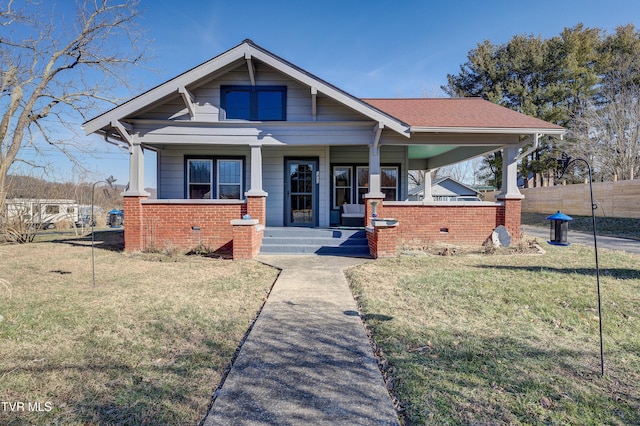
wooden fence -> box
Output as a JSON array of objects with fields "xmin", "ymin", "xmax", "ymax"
[{"xmin": 485, "ymin": 179, "xmax": 640, "ymax": 218}]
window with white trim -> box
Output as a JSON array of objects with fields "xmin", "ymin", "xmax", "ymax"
[
  {"xmin": 333, "ymin": 166, "xmax": 352, "ymax": 209},
  {"xmin": 187, "ymin": 159, "xmax": 213, "ymax": 199},
  {"xmin": 217, "ymin": 159, "xmax": 242, "ymax": 199},
  {"xmin": 381, "ymin": 167, "xmax": 398, "ymax": 201},
  {"xmin": 331, "ymin": 165, "xmax": 400, "ymax": 206}
]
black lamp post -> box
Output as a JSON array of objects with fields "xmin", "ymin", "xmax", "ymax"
[
  {"xmin": 91, "ymin": 176, "xmax": 116, "ymax": 288},
  {"xmin": 555, "ymin": 152, "xmax": 604, "ymax": 376}
]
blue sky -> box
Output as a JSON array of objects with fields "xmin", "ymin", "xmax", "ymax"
[{"xmin": 15, "ymin": 0, "xmax": 640, "ymax": 187}]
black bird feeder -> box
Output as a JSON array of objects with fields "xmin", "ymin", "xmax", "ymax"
[{"xmin": 546, "ymin": 211, "xmax": 573, "ymax": 246}]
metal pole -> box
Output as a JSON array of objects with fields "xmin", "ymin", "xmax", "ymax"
[
  {"xmin": 585, "ymin": 162, "xmax": 605, "ymax": 376},
  {"xmin": 91, "ymin": 181, "xmax": 100, "ymax": 288},
  {"xmin": 557, "ymin": 153, "xmax": 604, "ymax": 376},
  {"xmin": 91, "ymin": 176, "xmax": 116, "ymax": 288}
]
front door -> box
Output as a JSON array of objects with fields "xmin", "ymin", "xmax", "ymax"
[{"xmin": 285, "ymin": 159, "xmax": 318, "ymax": 227}]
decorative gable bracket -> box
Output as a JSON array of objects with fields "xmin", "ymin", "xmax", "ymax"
[
  {"xmin": 245, "ymin": 52, "xmax": 256, "ymax": 86},
  {"xmin": 178, "ymin": 86, "xmax": 197, "ymax": 119}
]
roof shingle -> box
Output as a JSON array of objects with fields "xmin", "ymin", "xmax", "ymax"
[{"xmin": 362, "ymin": 98, "xmax": 564, "ymax": 131}]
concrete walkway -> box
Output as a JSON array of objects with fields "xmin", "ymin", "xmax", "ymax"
[
  {"xmin": 203, "ymin": 255, "xmax": 400, "ymax": 426},
  {"xmin": 522, "ymin": 225, "xmax": 640, "ymax": 255}
]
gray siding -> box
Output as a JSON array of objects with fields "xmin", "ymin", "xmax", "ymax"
[{"xmin": 136, "ymin": 62, "xmax": 369, "ymax": 123}]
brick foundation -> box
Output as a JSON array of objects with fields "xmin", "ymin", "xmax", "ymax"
[
  {"xmin": 367, "ymin": 222, "xmax": 398, "ymax": 258},
  {"xmin": 381, "ymin": 200, "xmax": 521, "ymax": 248},
  {"xmin": 232, "ymin": 220, "xmax": 264, "ymax": 260},
  {"xmin": 122, "ymin": 198, "xmax": 254, "ymax": 253}
]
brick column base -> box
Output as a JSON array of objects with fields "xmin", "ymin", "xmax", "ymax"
[
  {"xmin": 498, "ymin": 197, "xmax": 522, "ymax": 243},
  {"xmin": 366, "ymin": 221, "xmax": 399, "ymax": 258},
  {"xmin": 232, "ymin": 219, "xmax": 264, "ymax": 260},
  {"xmin": 122, "ymin": 195, "xmax": 147, "ymax": 252},
  {"xmin": 246, "ymin": 195, "xmax": 267, "ymax": 225}
]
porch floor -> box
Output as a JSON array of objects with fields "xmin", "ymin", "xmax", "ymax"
[{"xmin": 260, "ymin": 227, "xmax": 370, "ymax": 257}]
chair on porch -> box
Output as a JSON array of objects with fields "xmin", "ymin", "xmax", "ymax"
[{"xmin": 341, "ymin": 204, "xmax": 365, "ymax": 227}]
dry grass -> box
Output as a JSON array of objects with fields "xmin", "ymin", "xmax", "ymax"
[
  {"xmin": 347, "ymin": 237, "xmax": 640, "ymax": 425},
  {"xmin": 0, "ymin": 230, "xmax": 278, "ymax": 425}
]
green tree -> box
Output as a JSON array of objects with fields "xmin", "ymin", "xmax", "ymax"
[{"xmin": 444, "ymin": 24, "xmax": 602, "ymax": 186}]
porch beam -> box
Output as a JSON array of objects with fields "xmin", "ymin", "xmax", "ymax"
[
  {"xmin": 498, "ymin": 145, "xmax": 524, "ymax": 199},
  {"xmin": 366, "ymin": 144, "xmax": 385, "ymax": 198},
  {"xmin": 125, "ymin": 141, "xmax": 149, "ymax": 196},
  {"xmin": 245, "ymin": 52, "xmax": 256, "ymax": 86},
  {"xmin": 178, "ymin": 86, "xmax": 197, "ymax": 119},
  {"xmin": 422, "ymin": 170, "xmax": 434, "ymax": 202},
  {"xmin": 246, "ymin": 144, "xmax": 268, "ymax": 196}
]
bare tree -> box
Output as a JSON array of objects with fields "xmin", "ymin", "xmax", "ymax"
[
  {"xmin": 570, "ymin": 84, "xmax": 640, "ymax": 180},
  {"xmin": 0, "ymin": 0, "xmax": 146, "ymax": 217}
]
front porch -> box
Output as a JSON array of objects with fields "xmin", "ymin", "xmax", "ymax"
[{"xmin": 121, "ymin": 194, "xmax": 521, "ymax": 259}]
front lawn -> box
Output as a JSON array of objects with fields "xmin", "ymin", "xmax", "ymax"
[
  {"xmin": 347, "ymin": 238, "xmax": 640, "ymax": 425},
  {"xmin": 0, "ymin": 231, "xmax": 278, "ymax": 425}
]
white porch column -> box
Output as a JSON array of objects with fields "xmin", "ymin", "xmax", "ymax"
[
  {"xmin": 246, "ymin": 144, "xmax": 268, "ymax": 196},
  {"xmin": 125, "ymin": 142, "xmax": 149, "ymax": 196},
  {"xmin": 498, "ymin": 146, "xmax": 524, "ymax": 199},
  {"xmin": 422, "ymin": 170, "xmax": 434, "ymax": 202},
  {"xmin": 366, "ymin": 144, "xmax": 385, "ymax": 199}
]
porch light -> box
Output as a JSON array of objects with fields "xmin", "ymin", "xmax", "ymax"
[{"xmin": 546, "ymin": 211, "xmax": 572, "ymax": 246}]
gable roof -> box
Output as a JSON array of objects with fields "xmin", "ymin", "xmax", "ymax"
[
  {"xmin": 83, "ymin": 40, "xmax": 410, "ymax": 137},
  {"xmin": 362, "ymin": 98, "xmax": 565, "ymax": 134},
  {"xmin": 409, "ymin": 176, "xmax": 481, "ymax": 197},
  {"xmin": 83, "ymin": 40, "xmax": 566, "ymax": 141}
]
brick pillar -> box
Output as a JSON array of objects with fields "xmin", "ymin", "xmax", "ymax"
[
  {"xmin": 498, "ymin": 197, "xmax": 522, "ymax": 242},
  {"xmin": 366, "ymin": 220, "xmax": 398, "ymax": 258},
  {"xmin": 246, "ymin": 195, "xmax": 267, "ymax": 225},
  {"xmin": 364, "ymin": 197, "xmax": 384, "ymax": 227},
  {"xmin": 122, "ymin": 195, "xmax": 147, "ymax": 251},
  {"xmin": 231, "ymin": 219, "xmax": 264, "ymax": 260}
]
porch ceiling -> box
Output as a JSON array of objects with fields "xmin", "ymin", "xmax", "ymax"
[{"xmin": 408, "ymin": 145, "xmax": 456, "ymax": 159}]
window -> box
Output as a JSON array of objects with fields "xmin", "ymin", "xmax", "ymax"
[
  {"xmin": 221, "ymin": 86, "xmax": 286, "ymax": 121},
  {"xmin": 45, "ymin": 205, "xmax": 60, "ymax": 214},
  {"xmin": 188, "ymin": 159, "xmax": 213, "ymax": 199},
  {"xmin": 332, "ymin": 165, "xmax": 400, "ymax": 207},
  {"xmin": 381, "ymin": 167, "xmax": 398, "ymax": 201},
  {"xmin": 356, "ymin": 166, "xmax": 369, "ymax": 204},
  {"xmin": 186, "ymin": 158, "xmax": 244, "ymax": 199},
  {"xmin": 217, "ymin": 159, "xmax": 242, "ymax": 199},
  {"xmin": 333, "ymin": 167, "xmax": 352, "ymax": 209}
]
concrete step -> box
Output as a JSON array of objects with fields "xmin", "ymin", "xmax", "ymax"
[
  {"xmin": 263, "ymin": 227, "xmax": 365, "ymax": 239},
  {"xmin": 260, "ymin": 227, "xmax": 370, "ymax": 257}
]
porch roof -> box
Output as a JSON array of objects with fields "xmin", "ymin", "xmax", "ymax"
[{"xmin": 362, "ymin": 98, "xmax": 566, "ymax": 135}]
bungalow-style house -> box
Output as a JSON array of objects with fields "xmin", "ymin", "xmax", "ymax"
[
  {"xmin": 83, "ymin": 40, "xmax": 565, "ymax": 258},
  {"xmin": 408, "ymin": 176, "xmax": 483, "ymax": 202}
]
